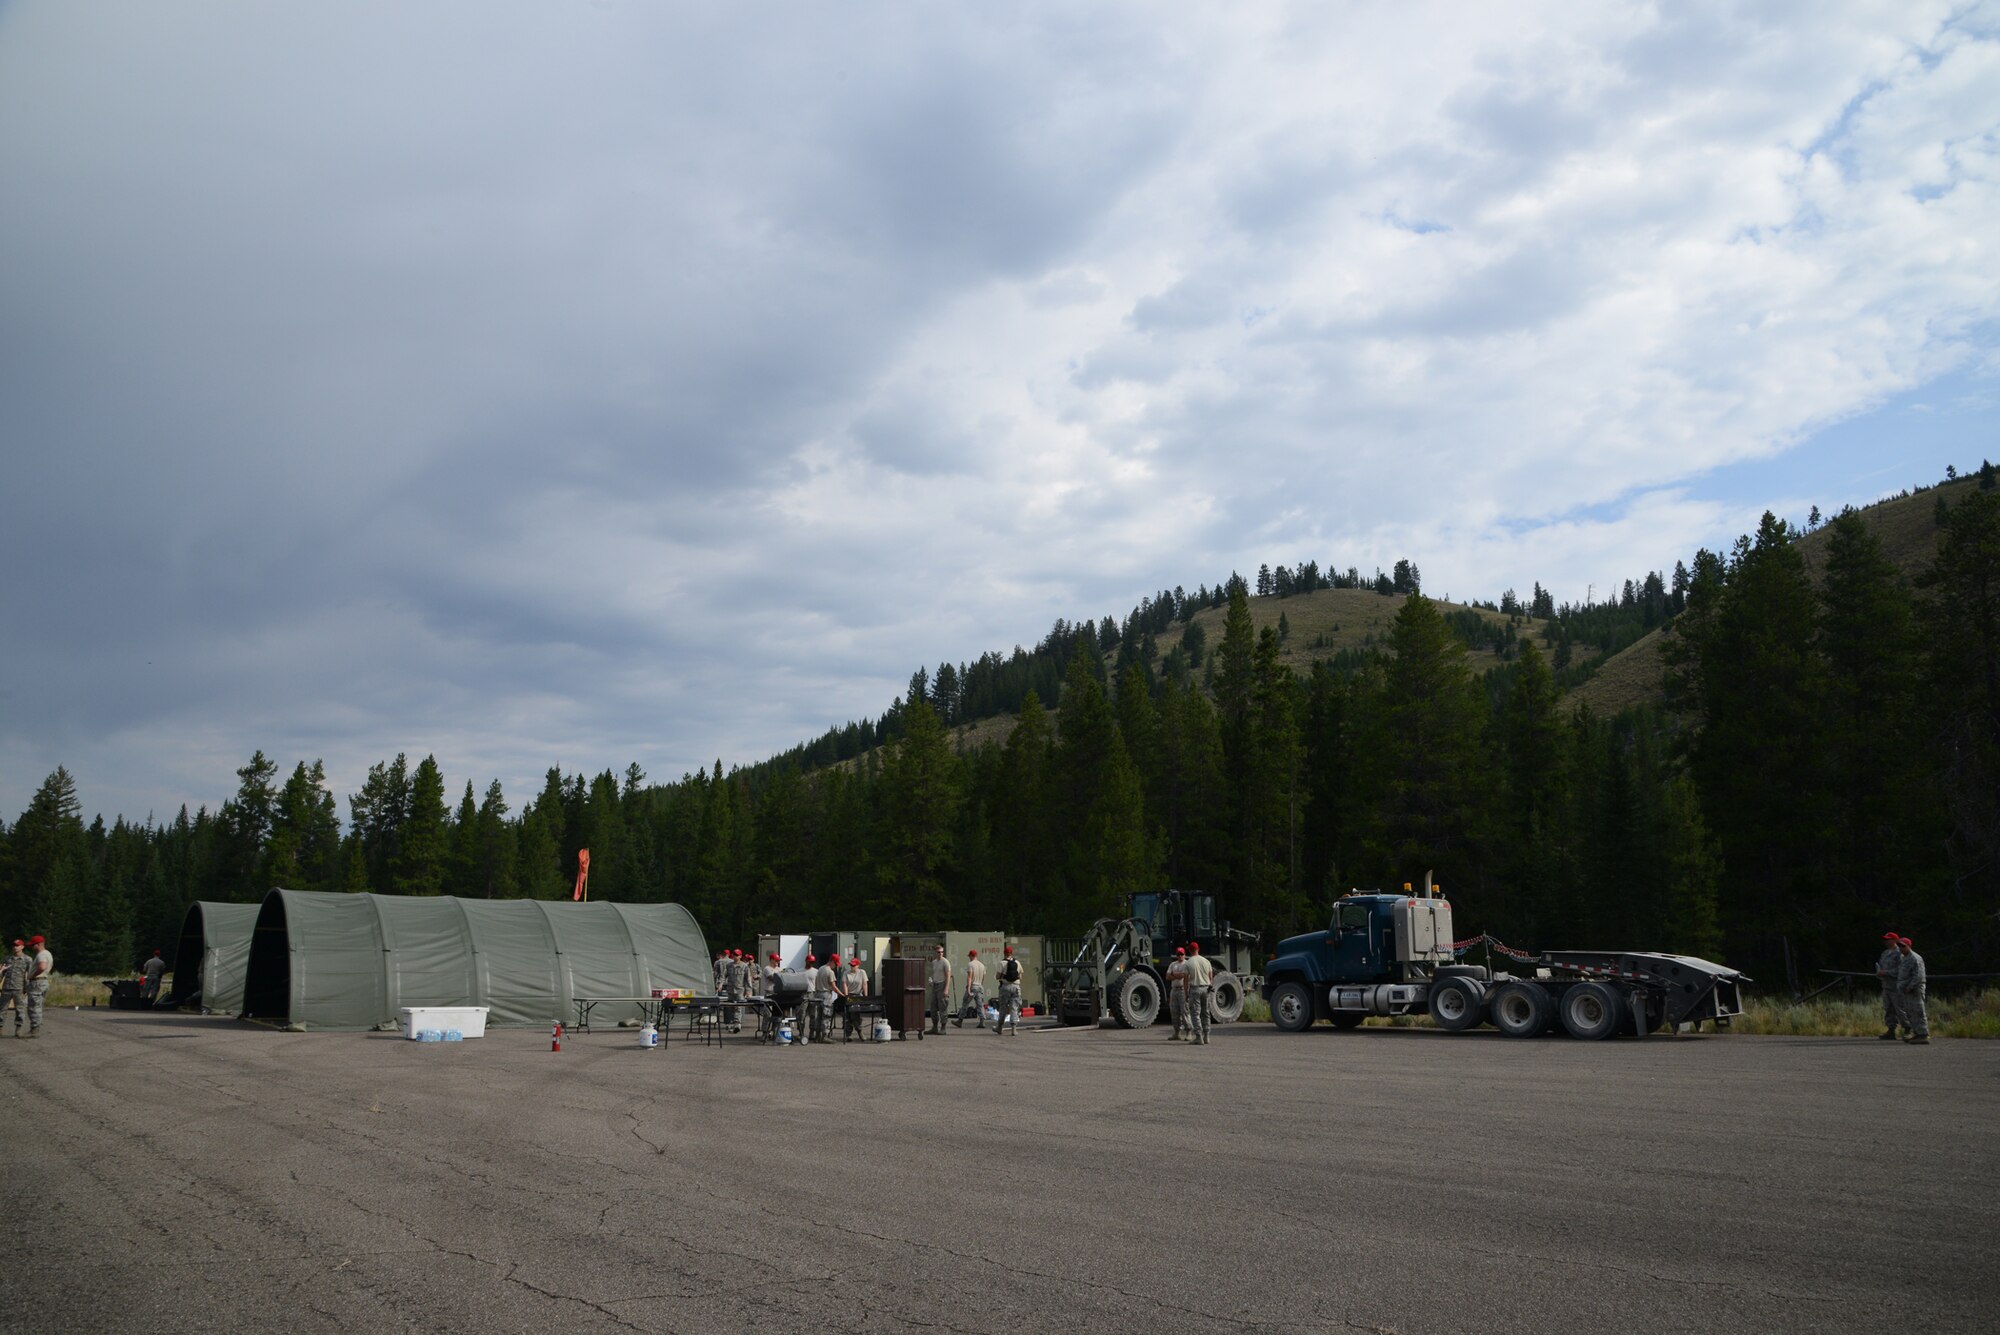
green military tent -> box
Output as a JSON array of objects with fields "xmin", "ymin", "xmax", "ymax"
[
  {"xmin": 241, "ymin": 890, "xmax": 712, "ymax": 1030},
  {"xmin": 166, "ymin": 901, "xmax": 262, "ymax": 1015}
]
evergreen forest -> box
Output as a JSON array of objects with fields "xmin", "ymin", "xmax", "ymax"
[{"xmin": 3, "ymin": 468, "xmax": 1996, "ymax": 992}]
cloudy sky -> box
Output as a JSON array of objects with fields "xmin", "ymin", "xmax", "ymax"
[{"xmin": 2, "ymin": 1, "xmax": 1996, "ymax": 825}]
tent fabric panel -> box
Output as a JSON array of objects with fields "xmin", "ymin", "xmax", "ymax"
[
  {"xmin": 458, "ymin": 900, "xmax": 564, "ymax": 1029},
  {"xmin": 610, "ymin": 902, "xmax": 712, "ymax": 998},
  {"xmin": 281, "ymin": 890, "xmax": 389, "ymax": 1029},
  {"xmin": 372, "ymin": 896, "xmax": 477, "ymax": 1016},
  {"xmin": 539, "ymin": 902, "xmax": 647, "ymax": 1026},
  {"xmin": 200, "ymin": 902, "xmax": 260, "ymax": 1014}
]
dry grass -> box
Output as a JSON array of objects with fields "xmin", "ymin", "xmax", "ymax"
[
  {"xmin": 1734, "ymin": 989, "xmax": 2000, "ymax": 1039},
  {"xmin": 1567, "ymin": 627, "xmax": 1667, "ymax": 716}
]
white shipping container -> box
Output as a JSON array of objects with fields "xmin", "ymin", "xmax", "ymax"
[{"xmin": 398, "ymin": 1006, "xmax": 490, "ymax": 1040}]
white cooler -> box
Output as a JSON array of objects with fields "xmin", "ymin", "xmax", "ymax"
[{"xmin": 398, "ymin": 1006, "xmax": 490, "ymax": 1039}]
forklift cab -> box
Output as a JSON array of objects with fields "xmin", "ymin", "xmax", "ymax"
[{"xmin": 1129, "ymin": 890, "xmax": 1217, "ymax": 946}]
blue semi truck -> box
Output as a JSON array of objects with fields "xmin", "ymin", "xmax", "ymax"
[{"xmin": 1261, "ymin": 881, "xmax": 1747, "ymax": 1039}]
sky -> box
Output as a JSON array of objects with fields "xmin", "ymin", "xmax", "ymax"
[{"xmin": 2, "ymin": 1, "xmax": 1997, "ymax": 826}]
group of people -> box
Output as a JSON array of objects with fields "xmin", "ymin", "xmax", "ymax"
[
  {"xmin": 1164, "ymin": 942, "xmax": 1216, "ymax": 1044},
  {"xmin": 0, "ymin": 936, "xmax": 54, "ymax": 1038},
  {"xmin": 711, "ymin": 946, "xmax": 875, "ymax": 1043},
  {"xmin": 924, "ymin": 943, "xmax": 1024, "ymax": 1035},
  {"xmin": 1874, "ymin": 932, "xmax": 1930, "ymax": 1044}
]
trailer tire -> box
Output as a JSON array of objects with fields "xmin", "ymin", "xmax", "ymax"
[
  {"xmin": 1270, "ymin": 982, "xmax": 1315, "ymax": 1032},
  {"xmin": 1109, "ymin": 970, "xmax": 1161, "ymax": 1029},
  {"xmin": 1435, "ymin": 964, "xmax": 1489, "ymax": 982},
  {"xmin": 1427, "ymin": 976, "xmax": 1485, "ymax": 1031},
  {"xmin": 1559, "ymin": 982, "xmax": 1622, "ymax": 1040},
  {"xmin": 1209, "ymin": 971, "xmax": 1246, "ymax": 1024},
  {"xmin": 1489, "ymin": 982, "xmax": 1553, "ymax": 1038}
]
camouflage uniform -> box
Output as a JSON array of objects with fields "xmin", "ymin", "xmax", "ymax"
[
  {"xmin": 1897, "ymin": 949, "xmax": 1929, "ymax": 1041},
  {"xmin": 140, "ymin": 954, "xmax": 166, "ymax": 1003},
  {"xmin": 1166, "ymin": 958, "xmax": 1188, "ymax": 1039},
  {"xmin": 1876, "ymin": 945, "xmax": 1904, "ymax": 1036},
  {"xmin": 0, "ymin": 949, "xmax": 29, "ymax": 1035},
  {"xmin": 1184, "ymin": 953, "xmax": 1214, "ymax": 1044},
  {"xmin": 957, "ymin": 956, "xmax": 987, "ymax": 1028},
  {"xmin": 26, "ymin": 946, "xmax": 52, "ymax": 1036},
  {"xmin": 995, "ymin": 954, "xmax": 1023, "ymax": 1035},
  {"xmin": 927, "ymin": 953, "xmax": 951, "ymax": 1035}
]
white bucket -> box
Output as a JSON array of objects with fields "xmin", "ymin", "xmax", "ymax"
[
  {"xmin": 640, "ymin": 1023, "xmax": 658, "ymax": 1049},
  {"xmin": 872, "ymin": 1017, "xmax": 892, "ymax": 1042}
]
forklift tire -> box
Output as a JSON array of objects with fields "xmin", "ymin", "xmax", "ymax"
[
  {"xmin": 1270, "ymin": 982, "xmax": 1315, "ymax": 1032},
  {"xmin": 1427, "ymin": 975, "xmax": 1485, "ymax": 1031},
  {"xmin": 1209, "ymin": 971, "xmax": 1246, "ymax": 1024},
  {"xmin": 1559, "ymin": 982, "xmax": 1623, "ymax": 1040},
  {"xmin": 1110, "ymin": 970, "xmax": 1161, "ymax": 1029},
  {"xmin": 1330, "ymin": 1011, "xmax": 1366, "ymax": 1030},
  {"xmin": 1489, "ymin": 981, "xmax": 1553, "ymax": 1038}
]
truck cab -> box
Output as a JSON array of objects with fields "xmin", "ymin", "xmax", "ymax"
[{"xmin": 1261, "ymin": 890, "xmax": 1457, "ymax": 1030}]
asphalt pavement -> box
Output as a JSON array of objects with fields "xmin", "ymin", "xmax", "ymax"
[{"xmin": 2, "ymin": 1008, "xmax": 1994, "ymax": 1334}]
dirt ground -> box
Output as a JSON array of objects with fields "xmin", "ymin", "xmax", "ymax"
[{"xmin": 3, "ymin": 1008, "xmax": 1994, "ymax": 1334}]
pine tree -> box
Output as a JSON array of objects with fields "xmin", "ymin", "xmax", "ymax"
[
  {"xmin": 472, "ymin": 780, "xmax": 516, "ymax": 899},
  {"xmin": 8, "ymin": 767, "xmax": 88, "ymax": 944},
  {"xmin": 1376, "ymin": 593, "xmax": 1488, "ymax": 882},
  {"xmin": 393, "ymin": 755, "xmax": 449, "ymax": 896},
  {"xmin": 218, "ymin": 751, "xmax": 278, "ymax": 902},
  {"xmin": 875, "ymin": 697, "xmax": 959, "ymax": 927},
  {"xmin": 992, "ymin": 690, "xmax": 1054, "ymax": 930}
]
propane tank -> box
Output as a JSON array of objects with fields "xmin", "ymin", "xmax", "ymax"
[
  {"xmin": 551, "ymin": 1020, "xmax": 564, "ymax": 1052},
  {"xmin": 872, "ymin": 1017, "xmax": 892, "ymax": 1042},
  {"xmin": 776, "ymin": 1017, "xmax": 794, "ymax": 1045},
  {"xmin": 640, "ymin": 1022, "xmax": 658, "ymax": 1049}
]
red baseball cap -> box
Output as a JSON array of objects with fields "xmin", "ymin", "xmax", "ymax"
[
  {"xmin": 1899, "ymin": 937, "xmax": 1913, "ymax": 946},
  {"xmin": 1188, "ymin": 941, "xmax": 1200, "ymax": 953},
  {"xmin": 1174, "ymin": 947, "xmax": 1186, "ymax": 956},
  {"xmin": 968, "ymin": 949, "xmax": 978, "ymax": 958},
  {"xmin": 1882, "ymin": 931, "xmax": 1899, "ymax": 940},
  {"xmin": 30, "ymin": 935, "xmax": 44, "ymax": 945},
  {"xmin": 1003, "ymin": 946, "xmax": 1014, "ymax": 956},
  {"xmin": 768, "ymin": 952, "xmax": 779, "ymax": 963},
  {"xmin": 8, "ymin": 939, "xmax": 20, "ymax": 947},
  {"xmin": 806, "ymin": 954, "xmax": 816, "ymax": 964},
  {"xmin": 830, "ymin": 954, "xmax": 842, "ymax": 965}
]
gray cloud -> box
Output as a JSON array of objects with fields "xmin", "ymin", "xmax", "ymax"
[{"xmin": 1, "ymin": 1, "xmax": 1995, "ymax": 821}]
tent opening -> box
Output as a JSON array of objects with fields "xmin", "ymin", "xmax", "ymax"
[{"xmin": 243, "ymin": 893, "xmax": 294, "ymax": 1020}]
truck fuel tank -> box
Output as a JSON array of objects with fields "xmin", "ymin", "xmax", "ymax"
[{"xmin": 1329, "ymin": 983, "xmax": 1423, "ymax": 1016}]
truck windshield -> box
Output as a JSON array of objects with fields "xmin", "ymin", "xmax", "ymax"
[
  {"xmin": 1338, "ymin": 904, "xmax": 1370, "ymax": 932},
  {"xmin": 1194, "ymin": 896, "xmax": 1216, "ymax": 935}
]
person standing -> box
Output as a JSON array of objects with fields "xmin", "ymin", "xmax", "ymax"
[
  {"xmin": 0, "ymin": 940, "xmax": 29, "ymax": 1037},
  {"xmin": 817, "ymin": 953, "xmax": 843, "ymax": 1041},
  {"xmin": 1166, "ymin": 948, "xmax": 1189, "ymax": 1040},
  {"xmin": 956, "ymin": 949, "xmax": 987, "ymax": 1028},
  {"xmin": 1184, "ymin": 941, "xmax": 1213, "ymax": 1045},
  {"xmin": 994, "ymin": 945, "xmax": 1024, "ymax": 1036},
  {"xmin": 25, "ymin": 935, "xmax": 52, "ymax": 1038},
  {"xmin": 1875, "ymin": 931, "xmax": 1905, "ymax": 1039},
  {"xmin": 762, "ymin": 951, "xmax": 784, "ymax": 1042},
  {"xmin": 927, "ymin": 943, "xmax": 952, "ymax": 1036},
  {"xmin": 1897, "ymin": 937, "xmax": 1930, "ymax": 1045},
  {"xmin": 842, "ymin": 955, "xmax": 870, "ymax": 1040},
  {"xmin": 140, "ymin": 949, "xmax": 166, "ymax": 1005},
  {"xmin": 713, "ymin": 950, "xmax": 731, "ymax": 997}
]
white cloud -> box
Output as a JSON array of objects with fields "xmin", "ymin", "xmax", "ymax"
[{"xmin": 1, "ymin": 1, "xmax": 1996, "ymax": 820}]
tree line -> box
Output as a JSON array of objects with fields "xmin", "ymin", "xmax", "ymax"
[{"xmin": 2, "ymin": 476, "xmax": 1993, "ymax": 986}]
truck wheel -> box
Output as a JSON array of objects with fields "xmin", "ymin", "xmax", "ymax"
[
  {"xmin": 1109, "ymin": 970, "xmax": 1161, "ymax": 1029},
  {"xmin": 1209, "ymin": 971, "xmax": 1246, "ymax": 1024},
  {"xmin": 1488, "ymin": 982, "xmax": 1552, "ymax": 1038},
  {"xmin": 1427, "ymin": 976, "xmax": 1485, "ymax": 1031},
  {"xmin": 1435, "ymin": 964, "xmax": 1489, "ymax": 983},
  {"xmin": 1560, "ymin": 982, "xmax": 1623, "ymax": 1040},
  {"xmin": 1270, "ymin": 982, "xmax": 1315, "ymax": 1032}
]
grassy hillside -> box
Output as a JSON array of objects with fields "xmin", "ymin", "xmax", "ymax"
[
  {"xmin": 1567, "ymin": 474, "xmax": 1984, "ymax": 715},
  {"xmin": 919, "ymin": 590, "xmax": 1581, "ymax": 757}
]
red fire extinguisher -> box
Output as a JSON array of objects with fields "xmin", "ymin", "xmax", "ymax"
[{"xmin": 551, "ymin": 1020, "xmax": 564, "ymax": 1052}]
